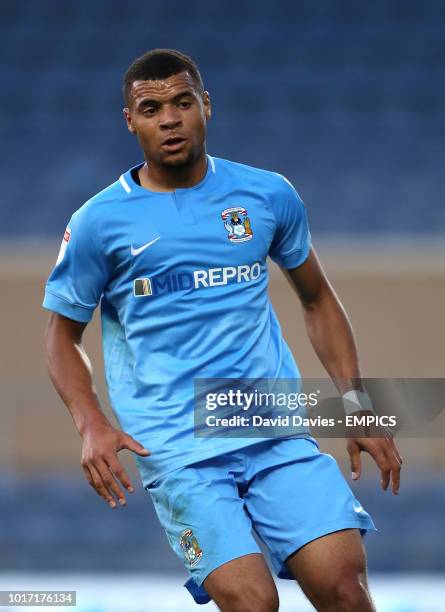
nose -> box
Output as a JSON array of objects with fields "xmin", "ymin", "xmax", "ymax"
[{"xmin": 159, "ymin": 105, "xmax": 182, "ymax": 130}]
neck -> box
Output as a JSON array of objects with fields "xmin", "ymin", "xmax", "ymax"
[{"xmin": 139, "ymin": 151, "xmax": 208, "ymax": 192}]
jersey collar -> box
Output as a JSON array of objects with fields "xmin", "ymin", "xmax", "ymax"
[{"xmin": 119, "ymin": 154, "xmax": 216, "ymax": 196}]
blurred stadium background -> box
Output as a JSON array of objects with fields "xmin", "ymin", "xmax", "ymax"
[{"xmin": 1, "ymin": 1, "xmax": 444, "ymax": 610}]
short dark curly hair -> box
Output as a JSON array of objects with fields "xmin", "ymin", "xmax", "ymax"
[{"xmin": 123, "ymin": 48, "xmax": 204, "ymax": 106}]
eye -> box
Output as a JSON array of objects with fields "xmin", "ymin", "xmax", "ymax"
[
  {"xmin": 143, "ymin": 107, "xmax": 157, "ymax": 116},
  {"xmin": 178, "ymin": 101, "xmax": 192, "ymax": 109}
]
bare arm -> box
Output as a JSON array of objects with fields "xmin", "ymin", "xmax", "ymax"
[
  {"xmin": 283, "ymin": 248, "xmax": 402, "ymax": 494},
  {"xmin": 283, "ymin": 249, "xmax": 361, "ymax": 395},
  {"xmin": 45, "ymin": 312, "xmax": 150, "ymax": 507},
  {"xmin": 45, "ymin": 312, "xmax": 109, "ymax": 433}
]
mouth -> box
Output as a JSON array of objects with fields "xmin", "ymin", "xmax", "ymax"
[{"xmin": 161, "ymin": 136, "xmax": 187, "ymax": 152}]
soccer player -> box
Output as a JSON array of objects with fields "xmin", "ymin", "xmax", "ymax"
[{"xmin": 43, "ymin": 49, "xmax": 402, "ymax": 611}]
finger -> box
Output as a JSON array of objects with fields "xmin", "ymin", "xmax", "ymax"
[
  {"xmin": 84, "ymin": 463, "xmax": 117, "ymax": 508},
  {"xmin": 379, "ymin": 442, "xmax": 402, "ymax": 495},
  {"xmin": 390, "ymin": 463, "xmax": 401, "ymax": 495},
  {"xmin": 119, "ymin": 435, "xmax": 151, "ymax": 457},
  {"xmin": 381, "ymin": 467, "xmax": 391, "ymax": 491},
  {"xmin": 348, "ymin": 443, "xmax": 362, "ymax": 481},
  {"xmin": 82, "ymin": 464, "xmax": 94, "ymax": 488},
  {"xmin": 106, "ymin": 456, "xmax": 135, "ymax": 493},
  {"xmin": 374, "ymin": 452, "xmax": 391, "ymax": 491},
  {"xmin": 96, "ymin": 459, "xmax": 128, "ymax": 506},
  {"xmin": 387, "ymin": 449, "xmax": 402, "ymax": 495}
]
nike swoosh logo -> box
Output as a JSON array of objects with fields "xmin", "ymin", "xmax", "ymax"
[{"xmin": 131, "ymin": 236, "xmax": 161, "ymax": 256}]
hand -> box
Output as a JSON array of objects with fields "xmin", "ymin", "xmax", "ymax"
[
  {"xmin": 346, "ymin": 424, "xmax": 403, "ymax": 495},
  {"xmin": 81, "ymin": 423, "xmax": 150, "ymax": 508}
]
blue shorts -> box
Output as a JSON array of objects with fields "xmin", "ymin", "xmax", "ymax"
[{"xmin": 146, "ymin": 437, "xmax": 376, "ymax": 605}]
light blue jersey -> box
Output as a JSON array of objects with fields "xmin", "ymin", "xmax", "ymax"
[{"xmin": 42, "ymin": 155, "xmax": 312, "ymax": 485}]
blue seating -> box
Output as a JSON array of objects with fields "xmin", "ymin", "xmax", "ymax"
[
  {"xmin": 0, "ymin": 0, "xmax": 444, "ymax": 235},
  {"xmin": 1, "ymin": 473, "xmax": 444, "ymax": 571}
]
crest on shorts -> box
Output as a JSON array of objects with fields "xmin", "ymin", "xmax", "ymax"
[
  {"xmin": 221, "ymin": 207, "xmax": 253, "ymax": 243},
  {"xmin": 180, "ymin": 528, "xmax": 203, "ymax": 567}
]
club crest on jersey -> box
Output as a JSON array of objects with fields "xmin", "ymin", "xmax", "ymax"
[
  {"xmin": 221, "ymin": 207, "xmax": 253, "ymax": 243},
  {"xmin": 180, "ymin": 528, "xmax": 203, "ymax": 567}
]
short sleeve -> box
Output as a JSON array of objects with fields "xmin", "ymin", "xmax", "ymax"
[
  {"xmin": 42, "ymin": 204, "xmax": 110, "ymax": 323},
  {"xmin": 269, "ymin": 174, "xmax": 312, "ymax": 269}
]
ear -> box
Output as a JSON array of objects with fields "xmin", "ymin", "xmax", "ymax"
[
  {"xmin": 123, "ymin": 107, "xmax": 136, "ymax": 134},
  {"xmin": 202, "ymin": 91, "xmax": 211, "ymax": 121}
]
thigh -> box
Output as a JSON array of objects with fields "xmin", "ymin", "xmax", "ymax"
[
  {"xmin": 244, "ymin": 438, "xmax": 376, "ymax": 580},
  {"xmin": 203, "ymin": 552, "xmax": 279, "ymax": 612},
  {"xmin": 286, "ymin": 528, "xmax": 372, "ymax": 610}
]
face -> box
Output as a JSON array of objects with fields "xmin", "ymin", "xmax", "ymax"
[{"xmin": 123, "ymin": 71, "xmax": 211, "ymax": 168}]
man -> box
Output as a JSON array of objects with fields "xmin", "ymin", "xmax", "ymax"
[{"xmin": 43, "ymin": 49, "xmax": 402, "ymax": 611}]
